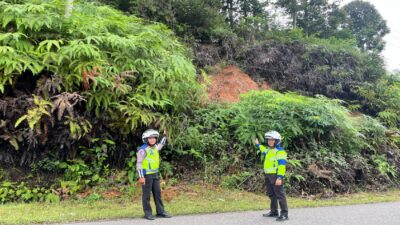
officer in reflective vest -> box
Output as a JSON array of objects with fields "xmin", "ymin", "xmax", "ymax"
[
  {"xmin": 136, "ymin": 129, "xmax": 172, "ymax": 220},
  {"xmin": 255, "ymin": 130, "xmax": 289, "ymax": 221}
]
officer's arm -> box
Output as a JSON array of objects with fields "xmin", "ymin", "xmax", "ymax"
[
  {"xmin": 157, "ymin": 136, "xmax": 167, "ymax": 151},
  {"xmin": 256, "ymin": 144, "xmax": 267, "ymax": 154},
  {"xmin": 136, "ymin": 149, "xmax": 146, "ymax": 178},
  {"xmin": 277, "ymin": 150, "xmax": 287, "ymax": 179}
]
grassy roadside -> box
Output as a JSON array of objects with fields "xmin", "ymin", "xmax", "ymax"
[{"xmin": 0, "ymin": 185, "xmax": 399, "ymax": 225}]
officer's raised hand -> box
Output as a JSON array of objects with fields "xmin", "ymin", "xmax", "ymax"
[{"xmin": 255, "ymin": 138, "xmax": 260, "ymax": 145}]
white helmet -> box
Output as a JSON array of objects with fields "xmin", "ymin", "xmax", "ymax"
[
  {"xmin": 265, "ymin": 130, "xmax": 282, "ymax": 144},
  {"xmin": 142, "ymin": 129, "xmax": 159, "ymax": 143}
]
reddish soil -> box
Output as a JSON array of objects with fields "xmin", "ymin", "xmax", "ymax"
[
  {"xmin": 101, "ymin": 189, "xmax": 122, "ymax": 199},
  {"xmin": 207, "ymin": 65, "xmax": 269, "ymax": 103}
]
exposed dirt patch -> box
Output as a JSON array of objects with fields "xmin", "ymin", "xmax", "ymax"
[
  {"xmin": 162, "ymin": 186, "xmax": 180, "ymax": 202},
  {"xmin": 207, "ymin": 65, "xmax": 269, "ymax": 103},
  {"xmin": 101, "ymin": 188, "xmax": 122, "ymax": 199}
]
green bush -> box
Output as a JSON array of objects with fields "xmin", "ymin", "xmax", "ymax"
[
  {"xmin": 372, "ymin": 154, "xmax": 398, "ymax": 180},
  {"xmin": 0, "ymin": 0, "xmax": 204, "ymax": 166},
  {"xmin": 169, "ymin": 90, "xmax": 399, "ymax": 194},
  {"xmin": 0, "ymin": 181, "xmax": 58, "ymax": 204},
  {"xmin": 232, "ymin": 90, "xmax": 364, "ymax": 153},
  {"xmin": 357, "ymin": 74, "xmax": 400, "ymax": 129},
  {"xmin": 222, "ymin": 172, "xmax": 254, "ymax": 189},
  {"xmin": 56, "ymin": 139, "xmax": 116, "ymax": 194}
]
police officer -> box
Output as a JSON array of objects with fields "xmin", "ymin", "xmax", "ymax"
[
  {"xmin": 136, "ymin": 129, "xmax": 172, "ymax": 220},
  {"xmin": 256, "ymin": 131, "xmax": 289, "ymax": 221}
]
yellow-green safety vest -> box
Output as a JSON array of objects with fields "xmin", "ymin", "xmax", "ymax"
[
  {"xmin": 258, "ymin": 145, "xmax": 287, "ymax": 178},
  {"xmin": 142, "ymin": 146, "xmax": 160, "ymax": 174}
]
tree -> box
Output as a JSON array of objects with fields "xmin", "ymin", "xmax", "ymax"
[
  {"xmin": 95, "ymin": 0, "xmax": 176, "ymax": 27},
  {"xmin": 97, "ymin": 0, "xmax": 228, "ymax": 43},
  {"xmin": 342, "ymin": 0, "xmax": 390, "ymax": 52},
  {"xmin": 173, "ymin": 0, "xmax": 228, "ymax": 42},
  {"xmin": 275, "ymin": 0, "xmax": 344, "ymax": 37},
  {"xmin": 274, "ymin": 0, "xmax": 300, "ymax": 28},
  {"xmin": 239, "ymin": 0, "xmax": 266, "ymax": 18},
  {"xmin": 296, "ymin": 0, "xmax": 331, "ymax": 36},
  {"xmin": 222, "ymin": 0, "xmax": 267, "ymax": 28}
]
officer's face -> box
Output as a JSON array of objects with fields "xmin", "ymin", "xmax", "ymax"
[
  {"xmin": 267, "ymin": 139, "xmax": 275, "ymax": 147},
  {"xmin": 147, "ymin": 137, "xmax": 157, "ymax": 145}
]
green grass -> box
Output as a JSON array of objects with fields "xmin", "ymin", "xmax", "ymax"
[{"xmin": 1, "ymin": 185, "xmax": 399, "ymax": 225}]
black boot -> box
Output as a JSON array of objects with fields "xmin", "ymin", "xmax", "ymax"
[
  {"xmin": 263, "ymin": 211, "xmax": 279, "ymax": 217},
  {"xmin": 157, "ymin": 212, "xmax": 172, "ymax": 218},
  {"xmin": 276, "ymin": 215, "xmax": 289, "ymax": 221},
  {"xmin": 144, "ymin": 215, "xmax": 155, "ymax": 220}
]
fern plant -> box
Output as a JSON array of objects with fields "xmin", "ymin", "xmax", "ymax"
[
  {"xmin": 372, "ymin": 154, "xmax": 398, "ymax": 179},
  {"xmin": 1, "ymin": 0, "xmax": 204, "ymax": 154}
]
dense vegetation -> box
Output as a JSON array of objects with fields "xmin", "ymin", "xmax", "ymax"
[
  {"xmin": 172, "ymin": 91, "xmax": 399, "ymax": 195},
  {"xmin": 0, "ymin": 0, "xmax": 399, "ymax": 203},
  {"xmin": 0, "ymin": 0, "xmax": 203, "ymax": 202}
]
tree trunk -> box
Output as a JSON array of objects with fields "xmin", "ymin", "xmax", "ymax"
[
  {"xmin": 293, "ymin": 11, "xmax": 296, "ymax": 28},
  {"xmin": 228, "ymin": 0, "xmax": 234, "ymax": 29}
]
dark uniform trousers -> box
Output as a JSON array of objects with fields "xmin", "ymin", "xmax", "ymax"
[
  {"xmin": 142, "ymin": 173, "xmax": 165, "ymax": 216},
  {"xmin": 265, "ymin": 174, "xmax": 288, "ymax": 216}
]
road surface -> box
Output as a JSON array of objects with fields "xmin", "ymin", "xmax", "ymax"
[{"xmin": 53, "ymin": 201, "xmax": 400, "ymax": 225}]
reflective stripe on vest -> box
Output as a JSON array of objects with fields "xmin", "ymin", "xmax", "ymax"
[{"xmin": 264, "ymin": 168, "xmax": 278, "ymax": 173}]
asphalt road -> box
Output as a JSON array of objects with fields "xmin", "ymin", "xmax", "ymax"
[{"xmin": 53, "ymin": 201, "xmax": 400, "ymax": 225}]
